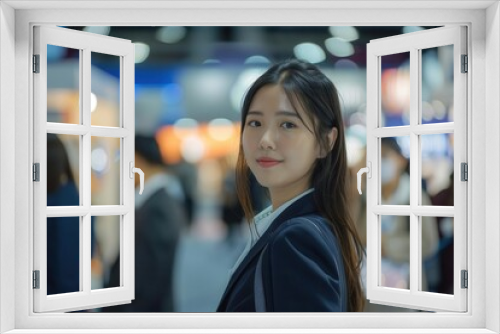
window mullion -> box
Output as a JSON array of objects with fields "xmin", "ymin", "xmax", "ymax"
[
  {"xmin": 81, "ymin": 47, "xmax": 92, "ymax": 294},
  {"xmin": 409, "ymin": 47, "xmax": 420, "ymax": 294}
]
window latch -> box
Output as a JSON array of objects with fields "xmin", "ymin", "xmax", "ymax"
[
  {"xmin": 129, "ymin": 161, "xmax": 144, "ymax": 195},
  {"xmin": 357, "ymin": 161, "xmax": 372, "ymax": 195}
]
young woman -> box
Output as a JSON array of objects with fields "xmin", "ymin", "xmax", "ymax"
[{"xmin": 216, "ymin": 59, "xmax": 365, "ymax": 312}]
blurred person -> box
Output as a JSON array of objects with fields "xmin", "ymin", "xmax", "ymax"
[
  {"xmin": 353, "ymin": 137, "xmax": 439, "ymax": 298},
  {"xmin": 169, "ymin": 161, "xmax": 197, "ymax": 225},
  {"xmin": 379, "ymin": 137, "xmax": 438, "ymax": 291},
  {"xmin": 217, "ymin": 59, "xmax": 365, "ymax": 312},
  {"xmin": 430, "ymin": 172, "xmax": 454, "ymax": 294},
  {"xmin": 46, "ymin": 134, "xmax": 81, "ymax": 295},
  {"xmin": 103, "ymin": 135, "xmax": 188, "ymax": 312}
]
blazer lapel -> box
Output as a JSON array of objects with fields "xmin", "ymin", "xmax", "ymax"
[{"xmin": 218, "ymin": 192, "xmax": 318, "ymax": 309}]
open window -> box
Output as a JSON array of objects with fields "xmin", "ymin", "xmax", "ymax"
[
  {"xmin": 32, "ymin": 26, "xmax": 136, "ymax": 312},
  {"xmin": 363, "ymin": 26, "xmax": 467, "ymax": 312}
]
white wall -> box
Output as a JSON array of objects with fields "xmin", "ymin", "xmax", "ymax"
[
  {"xmin": 2, "ymin": 2, "xmax": 499, "ymax": 332},
  {"xmin": 485, "ymin": 2, "xmax": 500, "ymax": 333},
  {"xmin": 0, "ymin": 2, "xmax": 16, "ymax": 333}
]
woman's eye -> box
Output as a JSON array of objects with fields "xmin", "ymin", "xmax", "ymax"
[
  {"xmin": 281, "ymin": 122, "xmax": 296, "ymax": 129},
  {"xmin": 247, "ymin": 120, "xmax": 260, "ymax": 127}
]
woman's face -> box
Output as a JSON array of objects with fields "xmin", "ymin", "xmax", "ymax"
[{"xmin": 242, "ymin": 84, "xmax": 321, "ymax": 203}]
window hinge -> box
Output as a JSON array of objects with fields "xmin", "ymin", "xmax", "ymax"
[
  {"xmin": 33, "ymin": 54, "xmax": 40, "ymax": 73},
  {"xmin": 461, "ymin": 270, "xmax": 468, "ymax": 289},
  {"xmin": 461, "ymin": 162, "xmax": 468, "ymax": 181},
  {"xmin": 33, "ymin": 270, "xmax": 40, "ymax": 289},
  {"xmin": 461, "ymin": 54, "xmax": 468, "ymax": 73},
  {"xmin": 33, "ymin": 163, "xmax": 40, "ymax": 182}
]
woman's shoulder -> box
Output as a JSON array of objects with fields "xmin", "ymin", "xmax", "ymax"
[
  {"xmin": 265, "ymin": 214, "xmax": 345, "ymax": 278},
  {"xmin": 270, "ymin": 215, "xmax": 336, "ymax": 248}
]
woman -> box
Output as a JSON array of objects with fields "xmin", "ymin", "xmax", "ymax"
[{"xmin": 216, "ymin": 59, "xmax": 365, "ymax": 312}]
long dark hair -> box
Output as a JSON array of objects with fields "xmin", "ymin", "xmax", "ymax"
[{"xmin": 235, "ymin": 59, "xmax": 365, "ymax": 312}]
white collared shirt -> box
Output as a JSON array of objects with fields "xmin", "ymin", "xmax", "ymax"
[{"xmin": 227, "ymin": 188, "xmax": 315, "ymax": 279}]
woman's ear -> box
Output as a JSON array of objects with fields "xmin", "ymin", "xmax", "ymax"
[{"xmin": 318, "ymin": 127, "xmax": 338, "ymax": 158}]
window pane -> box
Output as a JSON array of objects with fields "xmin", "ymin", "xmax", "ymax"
[
  {"xmin": 421, "ymin": 216, "xmax": 453, "ymax": 295},
  {"xmin": 91, "ymin": 52, "xmax": 121, "ymax": 127},
  {"xmin": 92, "ymin": 216, "xmax": 121, "ymax": 290},
  {"xmin": 47, "ymin": 44, "xmax": 80, "ymax": 124},
  {"xmin": 380, "ymin": 215, "xmax": 410, "ymax": 290},
  {"xmin": 421, "ymin": 45, "xmax": 454, "ymax": 124},
  {"xmin": 47, "ymin": 216, "xmax": 80, "ymax": 295},
  {"xmin": 91, "ymin": 137, "xmax": 121, "ymax": 205},
  {"xmin": 380, "ymin": 52, "xmax": 410, "ymax": 127},
  {"xmin": 380, "ymin": 136, "xmax": 410, "ymax": 205},
  {"xmin": 421, "ymin": 134, "xmax": 454, "ymax": 206},
  {"xmin": 47, "ymin": 134, "xmax": 80, "ymax": 206}
]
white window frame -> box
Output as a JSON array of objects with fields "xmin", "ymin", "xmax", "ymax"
[
  {"xmin": 0, "ymin": 1, "xmax": 499, "ymax": 333},
  {"xmin": 33, "ymin": 25, "xmax": 136, "ymax": 313}
]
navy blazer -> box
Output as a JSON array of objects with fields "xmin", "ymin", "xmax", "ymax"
[{"xmin": 216, "ymin": 192, "xmax": 347, "ymax": 312}]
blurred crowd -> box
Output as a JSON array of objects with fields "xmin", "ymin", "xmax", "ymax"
[{"xmin": 47, "ymin": 129, "xmax": 455, "ymax": 312}]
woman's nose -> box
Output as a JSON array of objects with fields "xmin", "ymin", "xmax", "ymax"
[{"xmin": 259, "ymin": 128, "xmax": 276, "ymax": 150}]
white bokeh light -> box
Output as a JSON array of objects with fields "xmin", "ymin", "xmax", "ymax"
[
  {"xmin": 134, "ymin": 42, "xmax": 150, "ymax": 63},
  {"xmin": 325, "ymin": 37, "xmax": 354, "ymax": 57},
  {"xmin": 91, "ymin": 147, "xmax": 108, "ymax": 173},
  {"xmin": 83, "ymin": 26, "xmax": 111, "ymax": 35},
  {"xmin": 156, "ymin": 26, "xmax": 187, "ymax": 44},
  {"xmin": 293, "ymin": 42, "xmax": 326, "ymax": 64},
  {"xmin": 230, "ymin": 68, "xmax": 267, "ymax": 112},
  {"xmin": 328, "ymin": 26, "xmax": 359, "ymax": 41},
  {"xmin": 244, "ymin": 55, "xmax": 271, "ymax": 65},
  {"xmin": 181, "ymin": 135, "xmax": 205, "ymax": 163}
]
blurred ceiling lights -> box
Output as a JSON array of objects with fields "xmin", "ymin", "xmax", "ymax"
[
  {"xmin": 244, "ymin": 55, "xmax": 271, "ymax": 65},
  {"xmin": 325, "ymin": 37, "xmax": 354, "ymax": 57},
  {"xmin": 293, "ymin": 42, "xmax": 326, "ymax": 63},
  {"xmin": 83, "ymin": 26, "xmax": 111, "ymax": 35},
  {"xmin": 156, "ymin": 26, "xmax": 187, "ymax": 44},
  {"xmin": 328, "ymin": 26, "xmax": 359, "ymax": 41},
  {"xmin": 230, "ymin": 68, "xmax": 267, "ymax": 112},
  {"xmin": 134, "ymin": 42, "xmax": 151, "ymax": 63},
  {"xmin": 402, "ymin": 26, "xmax": 425, "ymax": 34}
]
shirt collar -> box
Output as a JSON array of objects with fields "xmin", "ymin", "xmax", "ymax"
[{"xmin": 250, "ymin": 188, "xmax": 315, "ymax": 244}]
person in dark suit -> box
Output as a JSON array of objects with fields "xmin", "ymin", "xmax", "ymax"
[
  {"xmin": 217, "ymin": 59, "xmax": 365, "ymax": 312},
  {"xmin": 46, "ymin": 133, "xmax": 80, "ymax": 295},
  {"xmin": 103, "ymin": 135, "xmax": 188, "ymax": 312}
]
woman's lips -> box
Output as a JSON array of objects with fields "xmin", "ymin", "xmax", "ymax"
[{"xmin": 256, "ymin": 158, "xmax": 282, "ymax": 168}]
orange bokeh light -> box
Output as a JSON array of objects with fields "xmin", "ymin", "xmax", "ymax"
[{"xmin": 156, "ymin": 123, "xmax": 241, "ymax": 164}]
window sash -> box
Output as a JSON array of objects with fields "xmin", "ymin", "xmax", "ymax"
[
  {"xmin": 366, "ymin": 26, "xmax": 468, "ymax": 312},
  {"xmin": 32, "ymin": 25, "xmax": 135, "ymax": 313}
]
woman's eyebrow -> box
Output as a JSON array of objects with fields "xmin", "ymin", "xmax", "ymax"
[
  {"xmin": 247, "ymin": 110, "xmax": 299, "ymax": 118},
  {"xmin": 276, "ymin": 111, "xmax": 300, "ymax": 118}
]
